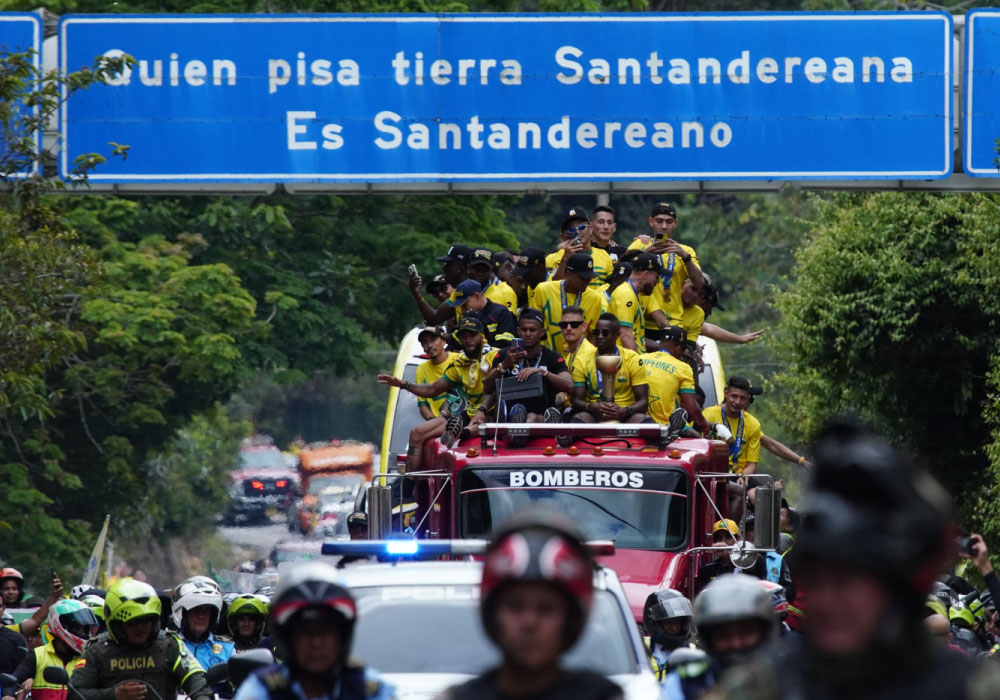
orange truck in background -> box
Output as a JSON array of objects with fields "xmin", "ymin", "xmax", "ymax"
[{"xmin": 294, "ymin": 441, "xmax": 374, "ymax": 536}]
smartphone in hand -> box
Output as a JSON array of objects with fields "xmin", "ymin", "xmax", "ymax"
[{"xmin": 408, "ymin": 264, "xmax": 418, "ymax": 278}]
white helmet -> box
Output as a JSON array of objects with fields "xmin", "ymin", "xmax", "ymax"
[
  {"xmin": 171, "ymin": 575, "xmax": 223, "ymax": 629},
  {"xmin": 70, "ymin": 584, "xmax": 93, "ymax": 600}
]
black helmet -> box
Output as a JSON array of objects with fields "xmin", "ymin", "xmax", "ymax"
[
  {"xmin": 480, "ymin": 512, "xmax": 594, "ymax": 652},
  {"xmin": 794, "ymin": 422, "xmax": 952, "ymax": 607},
  {"xmin": 270, "ymin": 562, "xmax": 356, "ymax": 668},
  {"xmin": 643, "ymin": 589, "xmax": 693, "ymax": 651}
]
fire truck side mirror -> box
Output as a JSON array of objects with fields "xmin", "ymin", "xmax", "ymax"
[
  {"xmin": 367, "ymin": 484, "xmax": 392, "ymax": 538},
  {"xmin": 752, "ymin": 486, "xmax": 781, "ymax": 551}
]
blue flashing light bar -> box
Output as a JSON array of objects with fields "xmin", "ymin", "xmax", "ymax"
[
  {"xmin": 321, "ymin": 539, "xmax": 490, "ymax": 558},
  {"xmin": 321, "ymin": 539, "xmax": 616, "ymax": 558}
]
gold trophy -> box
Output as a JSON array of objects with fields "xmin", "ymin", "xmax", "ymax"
[{"xmin": 595, "ymin": 354, "xmax": 623, "ymax": 405}]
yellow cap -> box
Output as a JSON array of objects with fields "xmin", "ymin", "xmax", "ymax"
[{"xmin": 712, "ymin": 519, "xmax": 739, "ymax": 536}]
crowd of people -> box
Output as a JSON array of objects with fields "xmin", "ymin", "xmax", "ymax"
[{"xmin": 377, "ymin": 202, "xmax": 809, "ymax": 482}]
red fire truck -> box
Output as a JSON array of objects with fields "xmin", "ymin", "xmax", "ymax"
[{"xmin": 368, "ymin": 421, "xmax": 782, "ymax": 624}]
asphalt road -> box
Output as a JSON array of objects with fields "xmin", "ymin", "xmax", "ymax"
[{"xmin": 218, "ymin": 521, "xmax": 295, "ymax": 557}]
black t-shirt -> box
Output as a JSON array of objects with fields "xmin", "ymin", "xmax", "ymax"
[
  {"xmin": 441, "ymin": 669, "xmax": 622, "ymax": 700},
  {"xmin": 0, "ymin": 626, "xmax": 28, "ymax": 676},
  {"xmin": 594, "ymin": 241, "xmax": 628, "ymax": 261},
  {"xmin": 493, "ymin": 346, "xmax": 567, "ymax": 416}
]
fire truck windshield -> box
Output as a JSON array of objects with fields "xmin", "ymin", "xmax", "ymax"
[{"xmin": 459, "ymin": 466, "xmax": 688, "ymax": 550}]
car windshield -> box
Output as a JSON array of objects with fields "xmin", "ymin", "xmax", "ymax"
[
  {"xmin": 240, "ymin": 449, "xmax": 286, "ymax": 470},
  {"xmin": 310, "ymin": 473, "xmax": 364, "ymax": 498},
  {"xmin": 352, "ymin": 584, "xmax": 635, "ymax": 675},
  {"xmin": 459, "ymin": 467, "xmax": 688, "ymax": 550}
]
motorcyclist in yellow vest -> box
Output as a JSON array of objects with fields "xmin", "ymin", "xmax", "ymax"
[
  {"xmin": 70, "ymin": 578, "xmax": 212, "ymax": 700},
  {"xmin": 3, "ymin": 600, "xmax": 98, "ymax": 700}
]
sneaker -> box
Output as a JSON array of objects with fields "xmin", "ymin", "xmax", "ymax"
[
  {"xmin": 441, "ymin": 413, "xmax": 464, "ymax": 448},
  {"xmin": 556, "ymin": 433, "xmax": 573, "ymax": 448},
  {"xmin": 544, "ymin": 407, "xmax": 562, "ymax": 424},
  {"xmin": 509, "ymin": 403, "xmax": 527, "ymax": 423}
]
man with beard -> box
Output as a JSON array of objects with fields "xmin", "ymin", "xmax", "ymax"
[
  {"xmin": 608, "ymin": 254, "xmax": 673, "ymax": 353},
  {"xmin": 570, "ymin": 314, "xmax": 649, "ymax": 424},
  {"xmin": 378, "ymin": 315, "xmax": 499, "ymax": 466}
]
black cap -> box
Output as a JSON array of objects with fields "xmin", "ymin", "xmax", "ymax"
[
  {"xmin": 701, "ymin": 273, "xmax": 725, "ymax": 311},
  {"xmin": 650, "ymin": 202, "xmax": 677, "ymax": 218},
  {"xmin": 514, "ymin": 247, "xmax": 546, "ymax": 275},
  {"xmin": 438, "ymin": 245, "xmax": 473, "ymax": 263},
  {"xmin": 561, "ymin": 207, "xmax": 590, "ymax": 231},
  {"xmin": 492, "ymin": 250, "xmax": 514, "ymax": 273},
  {"xmin": 565, "ymin": 253, "xmax": 598, "ymax": 279},
  {"xmin": 469, "ymin": 248, "xmax": 493, "ymax": 268},
  {"xmin": 613, "ymin": 261, "xmax": 633, "ymax": 278},
  {"xmin": 662, "ymin": 326, "xmax": 686, "ymax": 343},
  {"xmin": 632, "ymin": 253, "xmax": 661, "ymax": 273},
  {"xmin": 426, "ymin": 274, "xmax": 449, "ymax": 294},
  {"xmin": 347, "ymin": 512, "xmax": 367, "ymax": 527},
  {"xmin": 519, "ymin": 307, "xmax": 545, "ymax": 326},
  {"xmin": 454, "ymin": 314, "xmax": 485, "ymax": 335},
  {"xmin": 417, "ymin": 325, "xmax": 448, "ymax": 342}
]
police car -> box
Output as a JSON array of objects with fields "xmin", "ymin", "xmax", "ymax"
[{"xmin": 327, "ymin": 541, "xmax": 660, "ymax": 700}]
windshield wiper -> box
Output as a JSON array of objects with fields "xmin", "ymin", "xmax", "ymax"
[{"xmin": 557, "ymin": 491, "xmax": 655, "ymax": 546}]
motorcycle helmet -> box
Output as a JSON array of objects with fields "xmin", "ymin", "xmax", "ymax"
[
  {"xmin": 480, "ymin": 513, "xmax": 594, "ymax": 652},
  {"xmin": 643, "ymin": 589, "xmax": 693, "ymax": 651},
  {"xmin": 757, "ymin": 580, "xmax": 789, "ymax": 620},
  {"xmin": 105, "ymin": 578, "xmax": 161, "ymax": 646},
  {"xmin": 0, "ymin": 568, "xmax": 24, "ymax": 605},
  {"xmin": 171, "ymin": 576, "xmax": 223, "ymax": 633},
  {"xmin": 81, "ymin": 593, "xmax": 107, "ymax": 633},
  {"xmin": 227, "ymin": 594, "xmax": 268, "ymax": 648},
  {"xmin": 694, "ymin": 574, "xmax": 777, "ymax": 668},
  {"xmin": 48, "ymin": 599, "xmax": 99, "ymax": 653},
  {"xmin": 270, "ymin": 562, "xmax": 356, "ymax": 669}
]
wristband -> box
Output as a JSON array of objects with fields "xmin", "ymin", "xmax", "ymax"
[
  {"xmin": 682, "ymin": 254, "xmax": 691, "ymax": 262},
  {"xmin": 625, "ymin": 406, "xmax": 634, "ymax": 418},
  {"xmin": 402, "ymin": 380, "xmax": 411, "ymax": 391},
  {"xmin": 797, "ymin": 456, "xmax": 805, "ymax": 465}
]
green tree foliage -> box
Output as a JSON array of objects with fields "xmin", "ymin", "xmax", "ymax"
[{"xmin": 775, "ymin": 192, "xmax": 1000, "ymax": 532}]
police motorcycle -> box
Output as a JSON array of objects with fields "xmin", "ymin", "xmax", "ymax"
[{"xmin": 40, "ymin": 650, "xmax": 275, "ymax": 700}]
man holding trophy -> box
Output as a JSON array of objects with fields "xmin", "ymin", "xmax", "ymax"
[{"xmin": 570, "ymin": 313, "xmax": 651, "ymax": 423}]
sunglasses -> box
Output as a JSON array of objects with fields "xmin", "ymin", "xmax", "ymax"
[
  {"xmin": 567, "ymin": 223, "xmax": 588, "ymax": 235},
  {"xmin": 558, "ymin": 320, "xmax": 584, "ymax": 329},
  {"xmin": 594, "ymin": 328, "xmax": 616, "ymax": 337}
]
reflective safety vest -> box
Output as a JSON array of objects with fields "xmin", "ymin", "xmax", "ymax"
[{"xmin": 32, "ymin": 642, "xmax": 85, "ymax": 700}]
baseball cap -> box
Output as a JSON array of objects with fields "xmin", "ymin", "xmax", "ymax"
[
  {"xmin": 469, "ymin": 248, "xmax": 493, "ymax": 268},
  {"xmin": 514, "ymin": 247, "xmax": 546, "ymax": 276},
  {"xmin": 417, "ymin": 325, "xmax": 448, "ymax": 343},
  {"xmin": 612, "ymin": 261, "xmax": 633, "ymax": 279},
  {"xmin": 561, "ymin": 207, "xmax": 590, "ymax": 231},
  {"xmin": 438, "ymin": 245, "xmax": 473, "ymax": 263},
  {"xmin": 519, "ymin": 308, "xmax": 545, "ymax": 326},
  {"xmin": 662, "ymin": 325, "xmax": 686, "ymax": 344},
  {"xmin": 650, "ymin": 202, "xmax": 677, "ymax": 218},
  {"xmin": 448, "ymin": 279, "xmax": 483, "ymax": 306},
  {"xmin": 713, "ymin": 519, "xmax": 739, "ymax": 536},
  {"xmin": 492, "ymin": 250, "xmax": 514, "ymax": 273},
  {"xmin": 701, "ymin": 273, "xmax": 726, "ymax": 311},
  {"xmin": 454, "ymin": 314, "xmax": 485, "ymax": 335},
  {"xmin": 632, "ymin": 253, "xmax": 661, "ymax": 273},
  {"xmin": 565, "ymin": 253, "xmax": 598, "ymax": 279},
  {"xmin": 347, "ymin": 512, "xmax": 367, "ymax": 527},
  {"xmin": 426, "ymin": 274, "xmax": 449, "ymax": 294}
]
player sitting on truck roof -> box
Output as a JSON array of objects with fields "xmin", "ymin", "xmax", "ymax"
[
  {"xmin": 377, "ymin": 314, "xmax": 499, "ymax": 470},
  {"xmin": 570, "ymin": 313, "xmax": 650, "ymax": 424},
  {"xmin": 486, "ymin": 308, "xmax": 573, "ymax": 424},
  {"xmin": 641, "ymin": 325, "xmax": 709, "ymax": 434},
  {"xmin": 401, "ymin": 326, "xmax": 458, "ymax": 461}
]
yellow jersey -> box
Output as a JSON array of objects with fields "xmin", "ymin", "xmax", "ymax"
[
  {"xmin": 609, "ymin": 282, "xmax": 661, "ymax": 353},
  {"xmin": 640, "ymin": 350, "xmax": 696, "ymax": 425},
  {"xmin": 572, "ymin": 347, "xmax": 648, "ymax": 407},
  {"xmin": 485, "ymin": 280, "xmax": 518, "ymax": 312},
  {"xmin": 702, "ymin": 404, "xmax": 762, "ymax": 474},
  {"xmin": 627, "ymin": 238, "xmax": 700, "ymax": 320},
  {"xmin": 443, "ymin": 348, "xmax": 501, "ymax": 417},
  {"xmin": 532, "ymin": 281, "xmax": 603, "ymax": 356},
  {"xmin": 671, "ymin": 304, "xmax": 705, "ymax": 342},
  {"xmin": 416, "ymin": 353, "xmax": 457, "ymax": 417},
  {"xmin": 545, "ymin": 248, "xmax": 614, "ymax": 289}
]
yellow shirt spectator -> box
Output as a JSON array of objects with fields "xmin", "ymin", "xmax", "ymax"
[
  {"xmin": 609, "ymin": 282, "xmax": 662, "ymax": 353},
  {"xmin": 627, "ymin": 238, "xmax": 700, "ymax": 320},
  {"xmin": 641, "ymin": 350, "xmax": 697, "ymax": 424},
  {"xmin": 532, "ymin": 280, "xmax": 603, "ymax": 355},
  {"xmin": 672, "ymin": 303, "xmax": 706, "ymax": 342},
  {"xmin": 443, "ymin": 349, "xmax": 501, "ymax": 417},
  {"xmin": 484, "ymin": 280, "xmax": 518, "ymax": 311},
  {"xmin": 545, "ymin": 248, "xmax": 614, "ymax": 289},
  {"xmin": 415, "ymin": 352, "xmax": 457, "ymax": 417},
  {"xmin": 702, "ymin": 404, "xmax": 762, "ymax": 474},
  {"xmin": 572, "ymin": 347, "xmax": 648, "ymax": 407}
]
